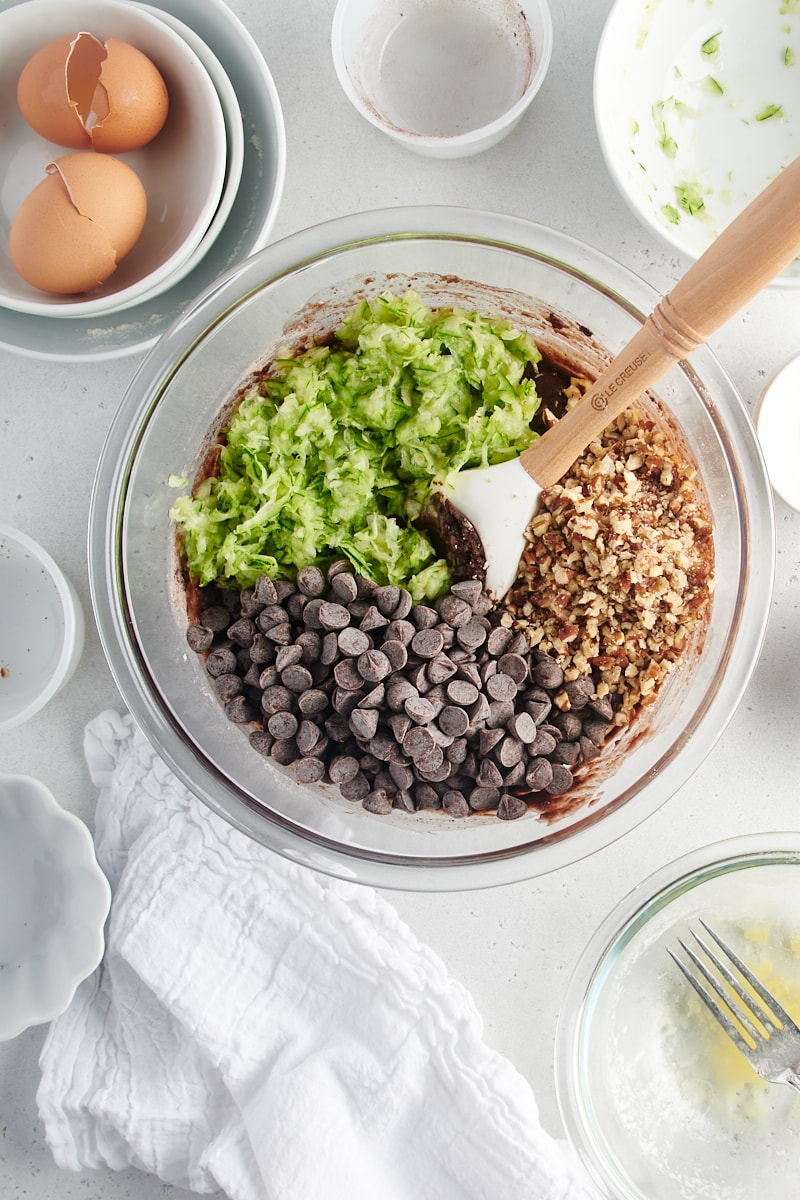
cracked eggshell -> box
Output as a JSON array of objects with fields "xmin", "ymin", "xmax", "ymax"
[
  {"xmin": 17, "ymin": 31, "xmax": 168, "ymax": 153},
  {"xmin": 8, "ymin": 152, "xmax": 147, "ymax": 294}
]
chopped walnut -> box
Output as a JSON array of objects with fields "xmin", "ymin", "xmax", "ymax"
[{"xmin": 504, "ymin": 390, "xmax": 715, "ymax": 727}]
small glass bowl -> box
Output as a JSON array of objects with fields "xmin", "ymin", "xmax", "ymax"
[
  {"xmin": 88, "ymin": 207, "xmax": 774, "ymax": 890},
  {"xmin": 0, "ymin": 525, "xmax": 85, "ymax": 730},
  {"xmin": 555, "ymin": 834, "xmax": 800, "ymax": 1200}
]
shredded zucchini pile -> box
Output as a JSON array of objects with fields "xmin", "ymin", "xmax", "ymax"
[{"xmin": 170, "ymin": 290, "xmax": 542, "ymax": 601}]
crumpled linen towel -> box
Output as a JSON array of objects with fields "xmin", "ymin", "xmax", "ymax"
[{"xmin": 37, "ymin": 710, "xmax": 597, "ymax": 1200}]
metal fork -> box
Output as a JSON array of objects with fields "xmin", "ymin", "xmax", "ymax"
[{"xmin": 668, "ymin": 919, "xmax": 800, "ymax": 1094}]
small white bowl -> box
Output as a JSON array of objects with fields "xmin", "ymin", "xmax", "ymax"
[
  {"xmin": 0, "ymin": 773, "xmax": 111, "ymax": 1041},
  {"xmin": 0, "ymin": 525, "xmax": 85, "ymax": 730},
  {"xmin": 755, "ymin": 355, "xmax": 800, "ymax": 511},
  {"xmin": 0, "ymin": 0, "xmax": 228, "ymax": 317},
  {"xmin": 332, "ymin": 0, "xmax": 553, "ymax": 158},
  {"xmin": 594, "ymin": 0, "xmax": 800, "ymax": 287}
]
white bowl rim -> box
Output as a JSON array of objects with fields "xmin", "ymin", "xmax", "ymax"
[{"xmin": 0, "ymin": 523, "xmax": 85, "ymax": 731}]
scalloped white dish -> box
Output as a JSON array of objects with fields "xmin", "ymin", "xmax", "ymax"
[{"xmin": 0, "ymin": 774, "xmax": 110, "ymax": 1041}]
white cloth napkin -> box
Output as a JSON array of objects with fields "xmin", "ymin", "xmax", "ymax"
[{"xmin": 37, "ymin": 710, "xmax": 597, "ymax": 1200}]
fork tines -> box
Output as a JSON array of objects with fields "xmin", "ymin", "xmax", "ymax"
[{"xmin": 667, "ymin": 919, "xmax": 792, "ymax": 1057}]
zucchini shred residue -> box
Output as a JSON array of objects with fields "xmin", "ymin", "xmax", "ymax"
[{"xmin": 170, "ymin": 291, "xmax": 544, "ymax": 603}]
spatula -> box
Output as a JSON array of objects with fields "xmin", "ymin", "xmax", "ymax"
[{"xmin": 440, "ymin": 154, "xmax": 800, "ymax": 600}]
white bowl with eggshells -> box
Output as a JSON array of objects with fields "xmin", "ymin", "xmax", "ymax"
[
  {"xmin": 332, "ymin": 0, "xmax": 553, "ymax": 157},
  {"xmin": 556, "ymin": 833, "xmax": 800, "ymax": 1200},
  {"xmin": 0, "ymin": 0, "xmax": 228, "ymax": 317},
  {"xmin": 0, "ymin": 773, "xmax": 111, "ymax": 1041},
  {"xmin": 594, "ymin": 0, "xmax": 800, "ymax": 286},
  {"xmin": 0, "ymin": 524, "xmax": 85, "ymax": 731}
]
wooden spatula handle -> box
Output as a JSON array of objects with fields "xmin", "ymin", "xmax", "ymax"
[{"xmin": 521, "ymin": 154, "xmax": 800, "ymax": 489}]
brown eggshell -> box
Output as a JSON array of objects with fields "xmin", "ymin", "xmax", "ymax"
[
  {"xmin": 90, "ymin": 38, "xmax": 169, "ymax": 153},
  {"xmin": 16, "ymin": 32, "xmax": 169, "ymax": 152},
  {"xmin": 17, "ymin": 34, "xmax": 92, "ymax": 149},
  {"xmin": 9, "ymin": 153, "xmax": 147, "ymax": 295}
]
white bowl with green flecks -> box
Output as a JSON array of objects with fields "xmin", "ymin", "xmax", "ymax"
[{"xmin": 594, "ymin": 0, "xmax": 800, "ymax": 287}]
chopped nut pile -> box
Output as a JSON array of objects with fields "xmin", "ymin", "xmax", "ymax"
[{"xmin": 504, "ymin": 400, "xmax": 715, "ymax": 726}]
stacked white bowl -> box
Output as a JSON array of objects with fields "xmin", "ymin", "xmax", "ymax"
[{"xmin": 0, "ymin": 0, "xmax": 285, "ymax": 324}]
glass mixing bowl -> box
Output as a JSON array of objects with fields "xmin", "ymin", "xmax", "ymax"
[
  {"xmin": 554, "ymin": 834, "xmax": 800, "ymax": 1200},
  {"xmin": 88, "ymin": 207, "xmax": 774, "ymax": 890}
]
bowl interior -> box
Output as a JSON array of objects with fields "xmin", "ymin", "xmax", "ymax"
[
  {"xmin": 0, "ymin": 525, "xmax": 84, "ymax": 730},
  {"xmin": 90, "ymin": 210, "xmax": 774, "ymax": 890},
  {"xmin": 0, "ymin": 0, "xmax": 227, "ymax": 317},
  {"xmin": 594, "ymin": 0, "xmax": 800, "ymax": 286},
  {"xmin": 556, "ymin": 835, "xmax": 800, "ymax": 1200}
]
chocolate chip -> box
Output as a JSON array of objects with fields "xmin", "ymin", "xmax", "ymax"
[
  {"xmin": 338, "ymin": 627, "xmax": 372, "ymax": 657},
  {"xmin": 384, "ymin": 619, "xmax": 415, "ymax": 644},
  {"xmin": 349, "ymin": 708, "xmax": 379, "ymax": 741},
  {"xmin": 405, "ymin": 695, "xmax": 436, "ymax": 725},
  {"xmin": 436, "ymin": 595, "xmax": 473, "ymax": 627},
  {"xmin": 281, "ymin": 664, "xmax": 314, "ymax": 693},
  {"xmin": 446, "ymin": 679, "xmax": 479, "ymax": 706},
  {"xmin": 381, "ymin": 640, "xmax": 408, "ymax": 671},
  {"xmin": 485, "ymin": 672, "xmax": 517, "ymax": 702},
  {"xmin": 340, "ymin": 772, "xmax": 370, "ymax": 801},
  {"xmin": 508, "ymin": 711, "xmax": 537, "ymax": 743},
  {"xmin": 215, "ymin": 673, "xmax": 243, "ymax": 702},
  {"xmin": 329, "ymin": 756, "xmax": 360, "ymax": 785},
  {"xmin": 360, "ymin": 605, "xmax": 390, "ymax": 632},
  {"xmin": 275, "ymin": 645, "xmax": 303, "ymax": 672},
  {"xmin": 249, "ymin": 729, "xmax": 275, "ymax": 758},
  {"xmin": 357, "ymin": 649, "xmax": 392, "ymax": 682},
  {"xmin": 525, "ymin": 757, "xmax": 554, "ymax": 790},
  {"xmin": 410, "ymin": 627, "xmax": 444, "ymax": 659},
  {"xmin": 199, "ymin": 605, "xmax": 230, "ymax": 632},
  {"xmin": 318, "ymin": 601, "xmax": 351, "ymax": 630},
  {"xmin": 402, "ymin": 726, "xmax": 435, "ymax": 760},
  {"xmin": 392, "ymin": 589, "xmax": 413, "ymax": 620},
  {"xmin": 295, "ymin": 565, "xmax": 327, "ymax": 597},
  {"xmin": 261, "ymin": 685, "xmax": 295, "ymax": 714},
  {"xmin": 468, "ymin": 786, "xmax": 500, "ymax": 812},
  {"xmin": 253, "ymin": 575, "xmax": 279, "ymax": 605},
  {"xmin": 271, "ymin": 737, "xmax": 298, "ymax": 765},
  {"xmin": 295, "ymin": 757, "xmax": 326, "ymax": 784},
  {"xmin": 224, "ymin": 696, "xmax": 254, "ymax": 723},
  {"xmin": 497, "ymin": 794, "xmax": 527, "ymax": 821},
  {"xmin": 414, "ymin": 784, "xmax": 441, "ymax": 810},
  {"xmin": 497, "ymin": 653, "xmax": 529, "ymax": 685},
  {"xmin": 486, "ymin": 626, "xmax": 513, "ymax": 656},
  {"xmin": 442, "ymin": 790, "xmax": 470, "ymax": 817},
  {"xmin": 268, "ymin": 710, "xmax": 298, "ymax": 739},
  {"xmin": 363, "ymin": 789, "xmax": 392, "ymax": 815},
  {"xmin": 450, "ymin": 579, "xmax": 483, "ymax": 606},
  {"xmin": 298, "ymin": 688, "xmax": 329, "ymax": 715},
  {"xmin": 227, "ymin": 617, "xmax": 255, "ymax": 648},
  {"xmin": 533, "ymin": 658, "xmax": 563, "ymax": 689},
  {"xmin": 546, "ymin": 763, "xmax": 574, "ymax": 794},
  {"xmin": 330, "ymin": 571, "xmax": 359, "ymax": 604},
  {"xmin": 333, "ymin": 658, "xmax": 365, "ymax": 691},
  {"xmin": 456, "ymin": 618, "xmax": 487, "ymax": 650},
  {"xmin": 564, "ymin": 677, "xmax": 594, "ymax": 709},
  {"xmin": 438, "ymin": 705, "xmax": 469, "ymax": 737},
  {"xmin": 296, "ymin": 720, "xmax": 323, "ymax": 754},
  {"xmin": 186, "ymin": 624, "xmax": 214, "ymax": 653},
  {"xmin": 206, "ymin": 647, "xmax": 237, "ymax": 676}
]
